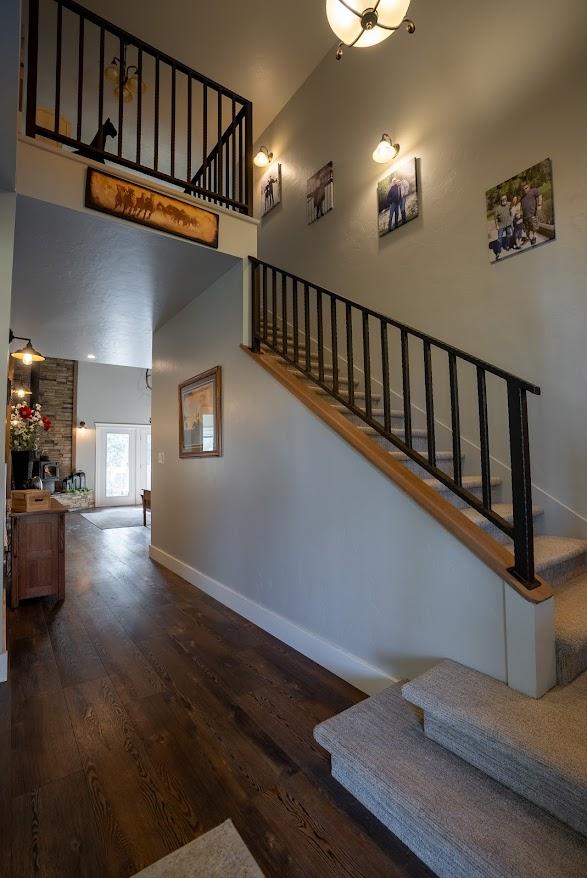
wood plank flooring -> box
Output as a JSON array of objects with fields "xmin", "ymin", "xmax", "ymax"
[{"xmin": 2, "ymin": 513, "xmax": 433, "ymax": 877}]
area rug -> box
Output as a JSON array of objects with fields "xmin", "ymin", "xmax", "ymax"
[
  {"xmin": 131, "ymin": 820, "xmax": 263, "ymax": 877},
  {"xmin": 80, "ymin": 506, "xmax": 147, "ymax": 529}
]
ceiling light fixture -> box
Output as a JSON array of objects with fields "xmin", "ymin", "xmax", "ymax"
[
  {"xmin": 253, "ymin": 146, "xmax": 273, "ymax": 168},
  {"xmin": 87, "ymin": 354, "xmax": 96, "ymax": 359},
  {"xmin": 326, "ymin": 1, "xmax": 415, "ymax": 60},
  {"xmin": 372, "ymin": 133, "xmax": 399, "ymax": 163},
  {"xmin": 9, "ymin": 330, "xmax": 45, "ymax": 364}
]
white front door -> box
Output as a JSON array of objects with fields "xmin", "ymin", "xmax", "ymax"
[{"xmin": 95, "ymin": 424, "xmax": 151, "ymax": 507}]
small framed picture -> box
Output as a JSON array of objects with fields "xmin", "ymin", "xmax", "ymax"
[
  {"xmin": 178, "ymin": 366, "xmax": 222, "ymax": 458},
  {"xmin": 306, "ymin": 161, "xmax": 334, "ymax": 224},
  {"xmin": 259, "ymin": 162, "xmax": 281, "ymax": 217},
  {"xmin": 377, "ymin": 157, "xmax": 419, "ymax": 237}
]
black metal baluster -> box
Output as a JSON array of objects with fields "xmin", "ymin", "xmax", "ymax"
[
  {"xmin": 448, "ymin": 353, "xmax": 462, "ymax": 486},
  {"xmin": 331, "ymin": 296, "xmax": 339, "ymax": 396},
  {"xmin": 217, "ymin": 90, "xmax": 222, "ymax": 198},
  {"xmin": 117, "ymin": 36, "xmax": 124, "ymax": 156},
  {"xmin": 76, "ymin": 15, "xmax": 84, "ymax": 142},
  {"xmin": 25, "ymin": 0, "xmax": 39, "ymax": 138},
  {"xmin": 401, "ymin": 330, "xmax": 412, "ymax": 447},
  {"xmin": 154, "ymin": 57, "xmax": 159, "ymax": 169},
  {"xmin": 346, "ymin": 303, "xmax": 354, "ymax": 407},
  {"xmin": 507, "ymin": 382, "xmax": 536, "ymax": 585},
  {"xmin": 317, "ymin": 290, "xmax": 324, "ymax": 384},
  {"xmin": 251, "ymin": 262, "xmax": 261, "ymax": 353},
  {"xmin": 202, "ymin": 83, "xmax": 208, "ymax": 187},
  {"xmin": 262, "ymin": 265, "xmax": 268, "ymax": 341},
  {"xmin": 237, "ymin": 116, "xmax": 243, "ymax": 205},
  {"xmin": 381, "ymin": 320, "xmax": 391, "ymax": 434},
  {"xmin": 54, "ymin": 2, "xmax": 63, "ymax": 133},
  {"xmin": 293, "ymin": 280, "xmax": 299, "ymax": 364},
  {"xmin": 135, "ymin": 48, "xmax": 142, "ymax": 164},
  {"xmin": 304, "ymin": 284, "xmax": 311, "ymax": 373},
  {"xmin": 231, "ymin": 98, "xmax": 236, "ymax": 203},
  {"xmin": 245, "ymin": 102, "xmax": 253, "ymax": 215},
  {"xmin": 477, "ymin": 366, "xmax": 492, "ymax": 509},
  {"xmin": 363, "ymin": 312, "xmax": 371, "ymax": 420},
  {"xmin": 423, "ymin": 341, "xmax": 436, "ymax": 466},
  {"xmin": 97, "ymin": 26, "xmax": 104, "ymax": 135},
  {"xmin": 170, "ymin": 62, "xmax": 176, "ymax": 177},
  {"xmin": 186, "ymin": 73, "xmax": 192, "ymax": 182},
  {"xmin": 272, "ymin": 269, "xmax": 277, "ymax": 349},
  {"xmin": 281, "ymin": 274, "xmax": 287, "ymax": 359}
]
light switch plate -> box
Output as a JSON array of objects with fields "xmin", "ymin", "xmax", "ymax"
[{"xmin": 157, "ymin": 451, "xmax": 165, "ymax": 464}]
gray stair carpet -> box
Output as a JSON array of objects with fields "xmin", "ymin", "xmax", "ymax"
[
  {"xmin": 401, "ymin": 660, "xmax": 587, "ymax": 836},
  {"xmin": 555, "ymin": 570, "xmax": 587, "ymax": 683},
  {"xmin": 314, "ymin": 685, "xmax": 587, "ymax": 878}
]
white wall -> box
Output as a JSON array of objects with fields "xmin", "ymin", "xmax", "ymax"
[
  {"xmin": 75, "ymin": 361, "xmax": 151, "ymax": 489},
  {"xmin": 151, "ymin": 264, "xmax": 520, "ymax": 693},
  {"xmin": 255, "ymin": 0, "xmax": 587, "ymax": 539}
]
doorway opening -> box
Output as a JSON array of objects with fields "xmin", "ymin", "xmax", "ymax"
[{"xmin": 95, "ymin": 423, "xmax": 151, "ymax": 507}]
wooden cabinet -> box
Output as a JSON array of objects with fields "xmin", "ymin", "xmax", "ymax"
[{"xmin": 10, "ymin": 505, "xmax": 65, "ymax": 608}]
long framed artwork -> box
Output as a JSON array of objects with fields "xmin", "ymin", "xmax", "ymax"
[
  {"xmin": 85, "ymin": 168, "xmax": 219, "ymax": 248},
  {"xmin": 178, "ymin": 366, "xmax": 222, "ymax": 458}
]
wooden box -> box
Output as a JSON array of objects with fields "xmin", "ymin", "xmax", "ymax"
[{"xmin": 11, "ymin": 489, "xmax": 51, "ymax": 512}]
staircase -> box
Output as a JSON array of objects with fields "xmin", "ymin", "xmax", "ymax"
[{"xmin": 245, "ymin": 258, "xmax": 587, "ymax": 876}]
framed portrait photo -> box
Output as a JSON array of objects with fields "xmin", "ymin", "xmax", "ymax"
[{"xmin": 178, "ymin": 366, "xmax": 222, "ymax": 458}]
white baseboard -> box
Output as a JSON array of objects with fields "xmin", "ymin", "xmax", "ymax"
[
  {"xmin": 149, "ymin": 544, "xmax": 395, "ymax": 696},
  {"xmin": 0, "ymin": 650, "xmax": 7, "ymax": 683}
]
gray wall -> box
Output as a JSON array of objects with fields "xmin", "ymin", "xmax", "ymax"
[
  {"xmin": 151, "ymin": 264, "xmax": 511, "ymax": 691},
  {"xmin": 255, "ymin": 0, "xmax": 587, "ymax": 538},
  {"xmin": 76, "ymin": 361, "xmax": 151, "ymax": 488}
]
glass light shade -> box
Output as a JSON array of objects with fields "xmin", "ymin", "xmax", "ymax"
[
  {"xmin": 11, "ymin": 341, "xmax": 45, "ymax": 363},
  {"xmin": 114, "ymin": 83, "xmax": 134, "ymax": 104},
  {"xmin": 326, "ymin": 0, "xmax": 412, "ymax": 48},
  {"xmin": 14, "ymin": 388, "xmax": 32, "ymax": 398},
  {"xmin": 372, "ymin": 134, "xmax": 399, "ymax": 163},
  {"xmin": 253, "ymin": 147, "xmax": 273, "ymax": 168},
  {"xmin": 104, "ymin": 61, "xmax": 120, "ymax": 83}
]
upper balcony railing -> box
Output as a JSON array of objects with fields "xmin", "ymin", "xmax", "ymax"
[{"xmin": 25, "ymin": 0, "xmax": 254, "ymax": 215}]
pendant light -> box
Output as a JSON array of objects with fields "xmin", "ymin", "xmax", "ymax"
[{"xmin": 326, "ymin": 1, "xmax": 415, "ymax": 60}]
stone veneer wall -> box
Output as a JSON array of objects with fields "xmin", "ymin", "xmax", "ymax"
[{"xmin": 12, "ymin": 357, "xmax": 76, "ymax": 481}]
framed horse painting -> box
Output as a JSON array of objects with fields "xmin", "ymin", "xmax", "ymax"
[
  {"xmin": 85, "ymin": 169, "xmax": 219, "ymax": 248},
  {"xmin": 258, "ymin": 162, "xmax": 281, "ymax": 217}
]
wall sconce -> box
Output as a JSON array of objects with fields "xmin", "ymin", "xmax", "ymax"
[
  {"xmin": 79, "ymin": 421, "xmax": 87, "ymax": 430},
  {"xmin": 9, "ymin": 330, "xmax": 45, "ymax": 364},
  {"xmin": 327, "ymin": 0, "xmax": 415, "ymax": 60},
  {"xmin": 104, "ymin": 46, "xmax": 148, "ymax": 104},
  {"xmin": 253, "ymin": 146, "xmax": 273, "ymax": 168},
  {"xmin": 372, "ymin": 133, "xmax": 400, "ymax": 163},
  {"xmin": 12, "ymin": 387, "xmax": 32, "ymax": 399}
]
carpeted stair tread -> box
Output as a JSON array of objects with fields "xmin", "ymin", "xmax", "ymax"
[
  {"xmin": 314, "ymin": 685, "xmax": 587, "ymax": 878},
  {"xmin": 534, "ymin": 535, "xmax": 587, "ymax": 570},
  {"xmin": 424, "ymin": 475, "xmax": 501, "ymax": 493},
  {"xmin": 554, "ymin": 571, "xmax": 587, "ymax": 684},
  {"xmin": 401, "ymin": 660, "xmax": 587, "ymax": 836},
  {"xmin": 389, "ymin": 450, "xmax": 456, "ymax": 462},
  {"xmin": 461, "ymin": 503, "xmax": 543, "ymax": 528}
]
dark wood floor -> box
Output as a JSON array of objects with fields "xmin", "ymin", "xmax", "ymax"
[{"xmin": 2, "ymin": 514, "xmax": 432, "ymax": 877}]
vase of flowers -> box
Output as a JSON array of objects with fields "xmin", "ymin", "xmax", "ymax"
[{"xmin": 10, "ymin": 403, "xmax": 52, "ymax": 488}]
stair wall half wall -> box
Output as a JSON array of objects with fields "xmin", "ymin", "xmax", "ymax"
[{"xmin": 151, "ymin": 263, "xmax": 554, "ymax": 696}]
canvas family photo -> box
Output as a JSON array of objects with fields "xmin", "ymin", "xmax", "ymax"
[
  {"xmin": 306, "ymin": 161, "xmax": 334, "ymax": 224},
  {"xmin": 377, "ymin": 157, "xmax": 419, "ymax": 237},
  {"xmin": 486, "ymin": 158, "xmax": 555, "ymax": 263},
  {"xmin": 259, "ymin": 163, "xmax": 281, "ymax": 217},
  {"xmin": 178, "ymin": 367, "xmax": 222, "ymax": 458}
]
